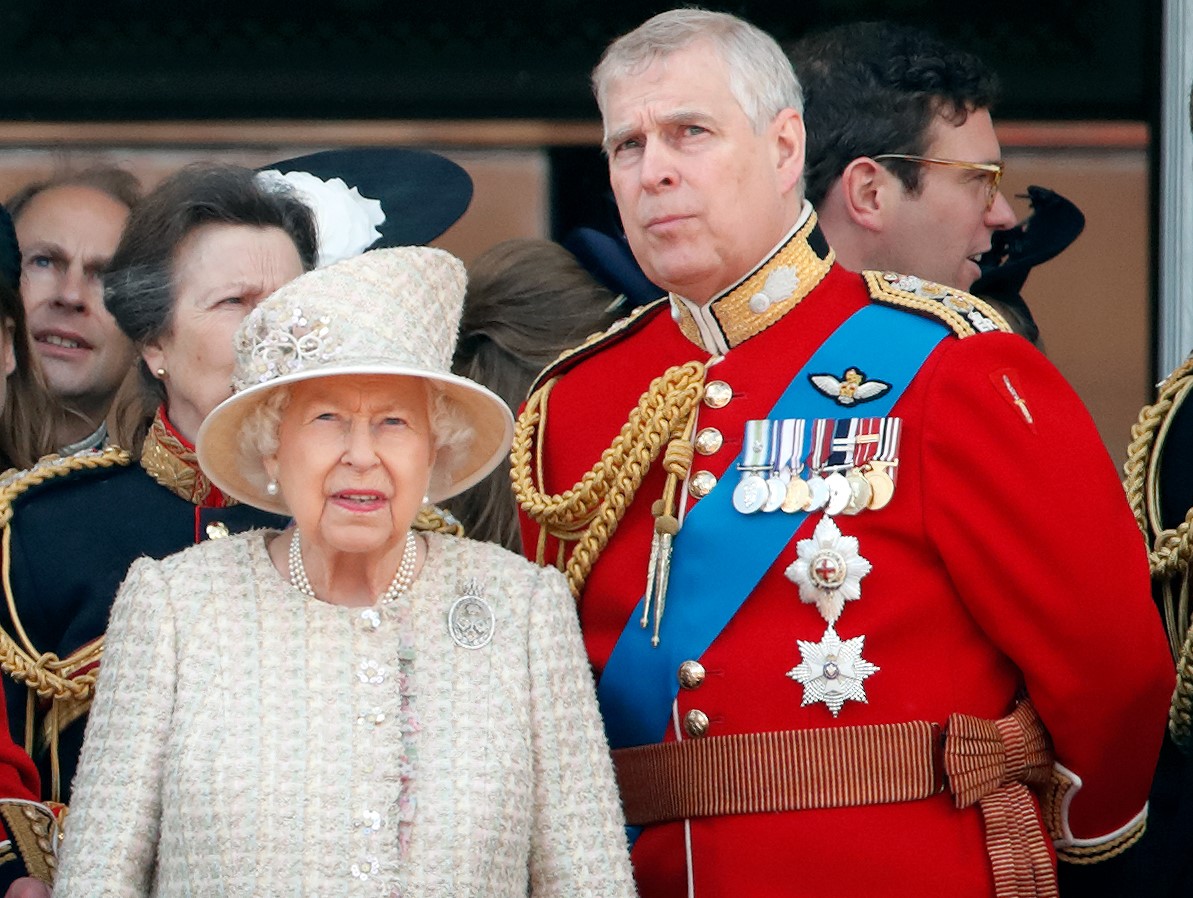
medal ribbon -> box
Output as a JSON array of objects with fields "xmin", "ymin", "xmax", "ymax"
[
  {"xmin": 851, "ymin": 418, "xmax": 882, "ymax": 469},
  {"xmin": 877, "ymin": 418, "xmax": 903, "ymax": 484},
  {"xmin": 808, "ymin": 418, "xmax": 834, "ymax": 474},
  {"xmin": 597, "ymin": 304, "xmax": 950, "ymax": 753},
  {"xmin": 827, "ymin": 418, "xmax": 855, "ymax": 471},
  {"xmin": 778, "ymin": 419, "xmax": 798, "ymax": 475}
]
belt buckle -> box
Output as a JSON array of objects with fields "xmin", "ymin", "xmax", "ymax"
[{"xmin": 932, "ymin": 721, "xmax": 948, "ymax": 795}]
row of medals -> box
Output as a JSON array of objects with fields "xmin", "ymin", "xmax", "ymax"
[{"xmin": 734, "ymin": 461, "xmax": 895, "ymax": 516}]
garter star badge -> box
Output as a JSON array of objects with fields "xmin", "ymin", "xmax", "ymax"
[
  {"xmin": 808, "ymin": 367, "xmax": 890, "ymax": 406},
  {"xmin": 786, "ymin": 626, "xmax": 880, "ymax": 717},
  {"xmin": 785, "ymin": 516, "xmax": 872, "ymax": 624}
]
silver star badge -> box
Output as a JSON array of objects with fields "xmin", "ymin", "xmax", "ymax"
[
  {"xmin": 785, "ymin": 516, "xmax": 872, "ymax": 624},
  {"xmin": 786, "ymin": 626, "xmax": 879, "ymax": 717}
]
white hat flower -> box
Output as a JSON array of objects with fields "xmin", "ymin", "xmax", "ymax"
[{"xmin": 256, "ymin": 169, "xmax": 385, "ymax": 268}]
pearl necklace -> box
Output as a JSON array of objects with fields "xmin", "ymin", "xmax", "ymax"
[{"xmin": 288, "ymin": 528, "xmax": 418, "ymax": 604}]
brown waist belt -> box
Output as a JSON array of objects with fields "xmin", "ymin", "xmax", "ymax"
[{"xmin": 612, "ymin": 700, "xmax": 1056, "ymax": 898}]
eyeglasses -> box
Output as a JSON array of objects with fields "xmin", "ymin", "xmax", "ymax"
[{"xmin": 871, "ymin": 154, "xmax": 1005, "ymax": 210}]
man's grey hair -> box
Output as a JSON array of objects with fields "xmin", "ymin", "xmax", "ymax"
[{"xmin": 592, "ymin": 8, "xmax": 803, "ymax": 136}]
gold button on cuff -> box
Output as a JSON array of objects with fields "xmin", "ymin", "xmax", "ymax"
[
  {"xmin": 677, "ymin": 660, "xmax": 706, "ymax": 689},
  {"xmin": 694, "ymin": 427, "xmax": 723, "ymax": 456},
  {"xmin": 689, "ymin": 470, "xmax": 717, "ymax": 498},
  {"xmin": 205, "ymin": 522, "xmax": 230, "ymax": 540},
  {"xmin": 683, "ymin": 709, "xmax": 710, "ymax": 738},
  {"xmin": 704, "ymin": 380, "xmax": 733, "ymax": 409}
]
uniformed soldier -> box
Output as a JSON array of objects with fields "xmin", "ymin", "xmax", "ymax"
[
  {"xmin": 1120, "ymin": 353, "xmax": 1193, "ymax": 897},
  {"xmin": 514, "ymin": 10, "xmax": 1172, "ymax": 898}
]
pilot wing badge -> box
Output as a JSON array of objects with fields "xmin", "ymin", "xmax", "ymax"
[{"xmin": 809, "ymin": 368, "xmax": 891, "ymax": 407}]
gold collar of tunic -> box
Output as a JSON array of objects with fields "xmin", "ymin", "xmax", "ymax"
[
  {"xmin": 140, "ymin": 406, "xmax": 236, "ymax": 507},
  {"xmin": 671, "ymin": 209, "xmax": 834, "ymax": 353}
]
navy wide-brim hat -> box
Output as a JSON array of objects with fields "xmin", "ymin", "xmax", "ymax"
[{"xmin": 263, "ymin": 147, "xmax": 473, "ymax": 248}]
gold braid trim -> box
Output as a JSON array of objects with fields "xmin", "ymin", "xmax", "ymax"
[
  {"xmin": 0, "ymin": 449, "xmax": 130, "ymax": 800},
  {"xmin": 863, "ymin": 271, "xmax": 1011, "ymax": 337},
  {"xmin": 1039, "ymin": 766, "xmax": 1146, "ymax": 865},
  {"xmin": 512, "ymin": 361, "xmax": 707, "ymax": 597},
  {"xmin": 0, "ymin": 800, "xmax": 61, "ymax": 884},
  {"xmin": 528, "ymin": 300, "xmax": 666, "ymax": 397},
  {"xmin": 1056, "ymin": 817, "xmax": 1147, "ymax": 866},
  {"xmin": 1122, "ymin": 353, "xmax": 1193, "ymax": 750},
  {"xmin": 413, "ymin": 504, "xmax": 465, "ymax": 537}
]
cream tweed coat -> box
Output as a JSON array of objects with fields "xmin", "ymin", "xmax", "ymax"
[{"xmin": 55, "ymin": 530, "xmax": 636, "ymax": 897}]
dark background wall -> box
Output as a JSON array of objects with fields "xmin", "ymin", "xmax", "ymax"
[
  {"xmin": 0, "ymin": 0, "xmax": 1161, "ymax": 460},
  {"xmin": 0, "ymin": 0, "xmax": 1159, "ymax": 122}
]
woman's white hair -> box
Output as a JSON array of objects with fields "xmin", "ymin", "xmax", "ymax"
[
  {"xmin": 240, "ymin": 378, "xmax": 476, "ymax": 500},
  {"xmin": 592, "ymin": 8, "xmax": 803, "ymax": 136}
]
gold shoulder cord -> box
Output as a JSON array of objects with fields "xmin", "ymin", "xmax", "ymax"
[
  {"xmin": 1123, "ymin": 353, "xmax": 1193, "ymax": 751},
  {"xmin": 0, "ymin": 447, "xmax": 131, "ymax": 801},
  {"xmin": 511, "ymin": 361, "xmax": 707, "ymax": 601}
]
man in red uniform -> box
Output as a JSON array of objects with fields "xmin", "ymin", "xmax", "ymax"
[{"xmin": 514, "ymin": 9, "xmax": 1171, "ymax": 898}]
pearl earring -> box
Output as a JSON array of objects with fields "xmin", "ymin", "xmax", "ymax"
[
  {"xmin": 422, "ymin": 494, "xmax": 430, "ymax": 505},
  {"xmin": 266, "ymin": 480, "xmax": 279, "ymax": 497},
  {"xmin": 156, "ymin": 368, "xmax": 167, "ymax": 379}
]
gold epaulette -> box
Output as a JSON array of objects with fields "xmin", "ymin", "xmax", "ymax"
[
  {"xmin": 0, "ymin": 446, "xmax": 132, "ymax": 528},
  {"xmin": 527, "ymin": 297, "xmax": 670, "ymax": 396},
  {"xmin": 0, "ymin": 799, "xmax": 61, "ymax": 884},
  {"xmin": 863, "ymin": 271, "xmax": 1011, "ymax": 338},
  {"xmin": 0, "ymin": 447, "xmax": 132, "ymax": 801},
  {"xmin": 1122, "ymin": 353, "xmax": 1193, "ymax": 750}
]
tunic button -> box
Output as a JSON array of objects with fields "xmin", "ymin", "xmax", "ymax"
[
  {"xmin": 205, "ymin": 521, "xmax": 230, "ymax": 540},
  {"xmin": 689, "ymin": 470, "xmax": 717, "ymax": 498},
  {"xmin": 693, "ymin": 427, "xmax": 723, "ymax": 456},
  {"xmin": 683, "ymin": 709, "xmax": 710, "ymax": 738},
  {"xmin": 677, "ymin": 660, "xmax": 706, "ymax": 689},
  {"xmin": 703, "ymin": 380, "xmax": 733, "ymax": 409}
]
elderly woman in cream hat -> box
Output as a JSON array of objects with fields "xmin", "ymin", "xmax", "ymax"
[{"xmin": 54, "ymin": 247, "xmax": 636, "ymax": 898}]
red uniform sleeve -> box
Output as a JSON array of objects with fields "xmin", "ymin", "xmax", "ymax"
[
  {"xmin": 0, "ymin": 698, "xmax": 37, "ymax": 805},
  {"xmin": 920, "ymin": 332, "xmax": 1171, "ymax": 844}
]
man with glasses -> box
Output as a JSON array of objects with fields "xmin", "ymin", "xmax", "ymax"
[
  {"xmin": 516, "ymin": 9, "xmax": 1170, "ymax": 897},
  {"xmin": 791, "ymin": 22, "xmax": 1018, "ymax": 293}
]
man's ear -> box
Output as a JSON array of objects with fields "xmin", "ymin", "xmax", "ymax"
[
  {"xmin": 773, "ymin": 108, "xmax": 805, "ymax": 196},
  {"xmin": 838, "ymin": 157, "xmax": 893, "ymax": 233}
]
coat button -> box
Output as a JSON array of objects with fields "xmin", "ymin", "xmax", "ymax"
[
  {"xmin": 683, "ymin": 709, "xmax": 710, "ymax": 738},
  {"xmin": 694, "ymin": 427, "xmax": 723, "ymax": 456},
  {"xmin": 689, "ymin": 471, "xmax": 717, "ymax": 498},
  {"xmin": 677, "ymin": 660, "xmax": 706, "ymax": 689},
  {"xmin": 205, "ymin": 522, "xmax": 230, "ymax": 540},
  {"xmin": 704, "ymin": 380, "xmax": 733, "ymax": 409}
]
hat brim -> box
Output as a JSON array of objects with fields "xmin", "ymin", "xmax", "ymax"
[
  {"xmin": 263, "ymin": 148, "xmax": 473, "ymax": 247},
  {"xmin": 196, "ymin": 366, "xmax": 514, "ymax": 516}
]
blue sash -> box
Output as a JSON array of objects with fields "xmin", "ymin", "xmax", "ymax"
[{"xmin": 596, "ymin": 304, "xmax": 949, "ymax": 750}]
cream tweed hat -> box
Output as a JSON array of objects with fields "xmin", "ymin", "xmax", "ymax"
[{"xmin": 196, "ymin": 246, "xmax": 514, "ymax": 513}]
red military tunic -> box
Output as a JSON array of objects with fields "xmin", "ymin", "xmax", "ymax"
[{"xmin": 519, "ymin": 214, "xmax": 1171, "ymax": 898}]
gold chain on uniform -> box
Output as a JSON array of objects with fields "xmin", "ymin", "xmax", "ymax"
[
  {"xmin": 1123, "ymin": 351, "xmax": 1193, "ymax": 750},
  {"xmin": 511, "ymin": 361, "xmax": 707, "ymax": 598},
  {"xmin": 0, "ymin": 448, "xmax": 131, "ymax": 801}
]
